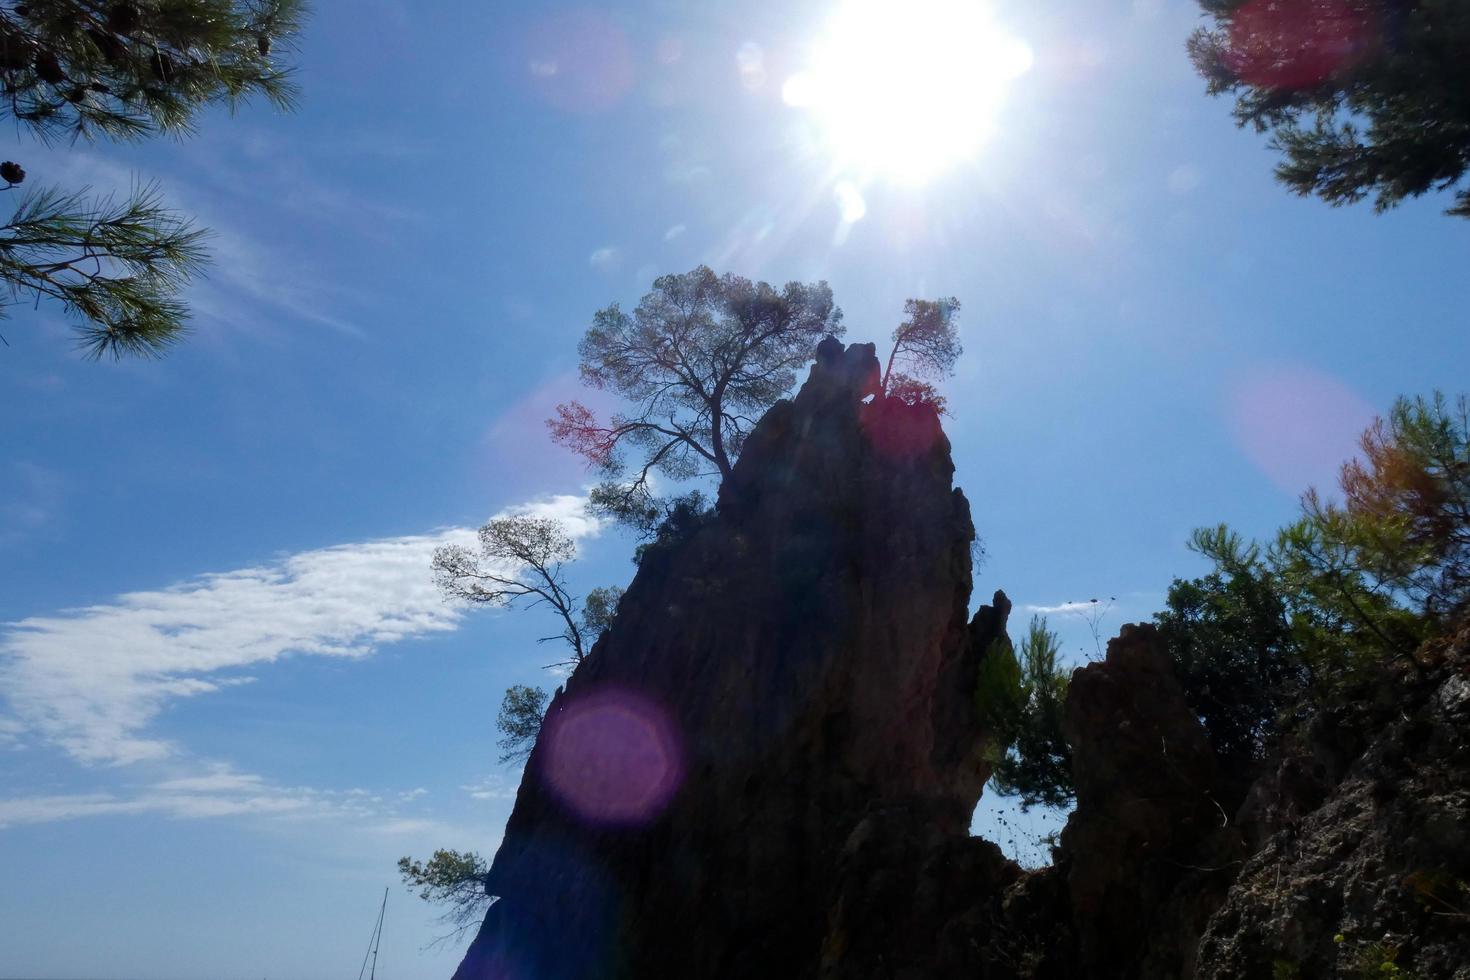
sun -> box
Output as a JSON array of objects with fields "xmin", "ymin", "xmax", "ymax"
[{"xmin": 783, "ymin": 0, "xmax": 1033, "ymax": 185}]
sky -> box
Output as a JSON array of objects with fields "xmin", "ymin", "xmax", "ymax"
[{"xmin": 1, "ymin": 0, "xmax": 1467, "ymax": 977}]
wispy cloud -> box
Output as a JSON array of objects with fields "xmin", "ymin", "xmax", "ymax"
[
  {"xmin": 461, "ymin": 773, "xmax": 518, "ymax": 801},
  {"xmin": 0, "ymin": 762, "xmax": 447, "ymax": 832},
  {"xmin": 0, "ymin": 495, "xmax": 599, "ymax": 766},
  {"xmin": 1022, "ymin": 601, "xmax": 1114, "ymax": 615},
  {"xmin": 588, "ymin": 246, "xmax": 621, "ymax": 271}
]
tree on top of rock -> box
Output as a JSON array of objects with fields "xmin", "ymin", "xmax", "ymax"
[
  {"xmin": 881, "ymin": 297, "xmax": 962, "ymax": 412},
  {"xmin": 549, "ymin": 265, "xmax": 844, "ymax": 530}
]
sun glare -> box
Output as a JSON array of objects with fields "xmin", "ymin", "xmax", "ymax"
[{"xmin": 784, "ymin": 0, "xmax": 1033, "ymax": 184}]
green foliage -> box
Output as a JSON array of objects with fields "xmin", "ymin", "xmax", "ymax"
[
  {"xmin": 881, "ymin": 296, "xmax": 962, "ymax": 412},
  {"xmin": 1164, "ymin": 393, "xmax": 1469, "ymax": 770},
  {"xmin": 1328, "ymin": 393, "xmax": 1470, "ymax": 626},
  {"xmin": 628, "ymin": 491, "xmax": 713, "ymax": 566},
  {"xmin": 0, "ymin": 0, "xmax": 302, "ymax": 143},
  {"xmin": 580, "ymin": 585, "xmax": 623, "ymax": 645},
  {"xmin": 1189, "ymin": 0, "xmax": 1470, "ymax": 217},
  {"xmin": 549, "ymin": 266, "xmax": 844, "ymax": 521},
  {"xmin": 433, "ymin": 515, "xmax": 593, "ymax": 665},
  {"xmin": 1265, "ymin": 393, "xmax": 1470, "ymax": 674},
  {"xmin": 397, "ymin": 848, "xmax": 491, "ymax": 942},
  {"xmin": 1341, "ymin": 938, "xmax": 1416, "ymax": 980},
  {"xmin": 0, "ymin": 0, "xmax": 304, "ymax": 355},
  {"xmin": 0, "ymin": 181, "xmax": 207, "ymax": 357},
  {"xmin": 975, "ymin": 635, "xmax": 1025, "ymax": 737},
  {"xmin": 982, "ymin": 617, "xmax": 1075, "ymax": 810},
  {"xmin": 495, "ymin": 684, "xmax": 549, "ymax": 765},
  {"xmin": 1156, "ymin": 538, "xmax": 1308, "ymax": 771}
]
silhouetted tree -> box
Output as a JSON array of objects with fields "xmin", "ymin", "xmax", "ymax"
[
  {"xmin": 495, "ymin": 684, "xmax": 549, "ymax": 764},
  {"xmin": 1159, "ymin": 391, "xmax": 1468, "ymax": 778},
  {"xmin": 880, "ymin": 296, "xmax": 962, "ymax": 411},
  {"xmin": 980, "ymin": 616, "xmax": 1074, "ymax": 810},
  {"xmin": 0, "ymin": 0, "xmax": 304, "ymax": 356},
  {"xmin": 432, "ymin": 514, "xmax": 624, "ymax": 759},
  {"xmin": 1190, "ymin": 0, "xmax": 1470, "ymax": 217},
  {"xmin": 1155, "ymin": 537, "xmax": 1307, "ymax": 779},
  {"xmin": 433, "ymin": 515, "xmax": 594, "ymax": 667},
  {"xmin": 397, "ymin": 849, "xmax": 491, "ymax": 945},
  {"xmin": 549, "ymin": 265, "xmax": 843, "ymax": 528}
]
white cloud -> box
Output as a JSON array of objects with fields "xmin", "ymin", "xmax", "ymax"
[
  {"xmin": 0, "ymin": 762, "xmax": 448, "ymax": 831},
  {"xmin": 1022, "ymin": 600, "xmax": 1115, "ymax": 615},
  {"xmin": 588, "ymin": 246, "xmax": 620, "ymax": 270},
  {"xmin": 461, "ymin": 773, "xmax": 518, "ymax": 801},
  {"xmin": 0, "ymin": 494, "xmax": 599, "ymax": 766},
  {"xmin": 664, "ymin": 224, "xmax": 686, "ymax": 241},
  {"xmin": 504, "ymin": 492, "xmax": 604, "ymax": 540}
]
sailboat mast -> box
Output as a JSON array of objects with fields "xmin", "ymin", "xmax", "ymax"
[{"xmin": 369, "ymin": 887, "xmax": 387, "ymax": 980}]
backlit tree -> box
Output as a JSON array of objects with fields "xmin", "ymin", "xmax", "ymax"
[{"xmin": 0, "ymin": 0, "xmax": 305, "ymax": 356}]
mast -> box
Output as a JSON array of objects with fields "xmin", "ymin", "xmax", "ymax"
[
  {"xmin": 357, "ymin": 887, "xmax": 388, "ymax": 980},
  {"xmin": 369, "ymin": 887, "xmax": 387, "ymax": 980}
]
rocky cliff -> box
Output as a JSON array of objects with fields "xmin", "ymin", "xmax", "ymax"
[
  {"xmin": 452, "ymin": 340, "xmax": 1470, "ymax": 980},
  {"xmin": 452, "ymin": 339, "xmax": 1009, "ymax": 980}
]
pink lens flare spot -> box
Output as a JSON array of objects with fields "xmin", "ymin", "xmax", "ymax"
[
  {"xmin": 861, "ymin": 398, "xmax": 945, "ymax": 461},
  {"xmin": 524, "ymin": 9, "xmax": 636, "ymax": 114},
  {"xmin": 542, "ymin": 689, "xmax": 684, "ymax": 826},
  {"xmin": 1228, "ymin": 366, "xmax": 1377, "ymax": 495},
  {"xmin": 1226, "ymin": 0, "xmax": 1375, "ymax": 91}
]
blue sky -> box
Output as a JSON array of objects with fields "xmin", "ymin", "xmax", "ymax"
[{"xmin": 2, "ymin": 0, "xmax": 1467, "ymax": 977}]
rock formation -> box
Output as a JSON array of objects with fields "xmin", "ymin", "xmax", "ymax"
[
  {"xmin": 452, "ymin": 339, "xmax": 1009, "ymax": 980},
  {"xmin": 453, "ymin": 339, "xmax": 1470, "ymax": 979}
]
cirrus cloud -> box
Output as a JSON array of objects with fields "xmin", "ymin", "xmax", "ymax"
[{"xmin": 0, "ymin": 494, "xmax": 600, "ymax": 766}]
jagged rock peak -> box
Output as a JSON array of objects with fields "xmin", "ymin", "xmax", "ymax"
[{"xmin": 453, "ymin": 339, "xmax": 1003, "ymax": 980}]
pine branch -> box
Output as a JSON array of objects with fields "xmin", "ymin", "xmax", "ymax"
[{"xmin": 0, "ymin": 179, "xmax": 210, "ymax": 358}]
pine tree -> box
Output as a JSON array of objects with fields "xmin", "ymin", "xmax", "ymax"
[
  {"xmin": 1190, "ymin": 0, "xmax": 1470, "ymax": 217},
  {"xmin": 0, "ymin": 0, "xmax": 305, "ymax": 357}
]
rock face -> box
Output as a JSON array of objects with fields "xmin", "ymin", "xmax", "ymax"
[
  {"xmin": 452, "ymin": 338, "xmax": 1470, "ymax": 980},
  {"xmin": 1053, "ymin": 624, "xmax": 1245, "ymax": 980},
  {"xmin": 452, "ymin": 339, "xmax": 1009, "ymax": 980},
  {"xmin": 1195, "ymin": 629, "xmax": 1470, "ymax": 980}
]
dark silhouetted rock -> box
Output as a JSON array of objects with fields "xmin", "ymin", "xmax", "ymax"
[
  {"xmin": 1195, "ymin": 628, "xmax": 1470, "ymax": 980},
  {"xmin": 1056, "ymin": 623, "xmax": 1245, "ymax": 979},
  {"xmin": 452, "ymin": 341, "xmax": 1007, "ymax": 980}
]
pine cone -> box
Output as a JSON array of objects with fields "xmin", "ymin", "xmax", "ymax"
[
  {"xmin": 1, "ymin": 161, "xmax": 26, "ymax": 185},
  {"xmin": 34, "ymin": 51, "xmax": 66, "ymax": 84},
  {"xmin": 106, "ymin": 3, "xmax": 141, "ymax": 34},
  {"xmin": 85, "ymin": 27, "xmax": 127, "ymax": 62},
  {"xmin": 257, "ymin": 35, "xmax": 271, "ymax": 57}
]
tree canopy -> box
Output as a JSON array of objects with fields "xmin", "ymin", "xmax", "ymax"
[
  {"xmin": 1152, "ymin": 392, "xmax": 1468, "ymax": 778},
  {"xmin": 433, "ymin": 514, "xmax": 625, "ymax": 763},
  {"xmin": 549, "ymin": 265, "xmax": 843, "ymax": 525},
  {"xmin": 0, "ymin": 0, "xmax": 305, "ymax": 356},
  {"xmin": 397, "ymin": 849, "xmax": 491, "ymax": 945},
  {"xmin": 433, "ymin": 515, "xmax": 594, "ymax": 667},
  {"xmin": 1190, "ymin": 0, "xmax": 1470, "ymax": 217},
  {"xmin": 495, "ymin": 684, "xmax": 549, "ymax": 765},
  {"xmin": 880, "ymin": 296, "xmax": 962, "ymax": 411},
  {"xmin": 979, "ymin": 615, "xmax": 1074, "ymax": 810}
]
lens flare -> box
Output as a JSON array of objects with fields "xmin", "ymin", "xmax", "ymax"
[
  {"xmin": 784, "ymin": 0, "xmax": 1033, "ymax": 183},
  {"xmin": 541, "ymin": 688, "xmax": 684, "ymax": 826}
]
